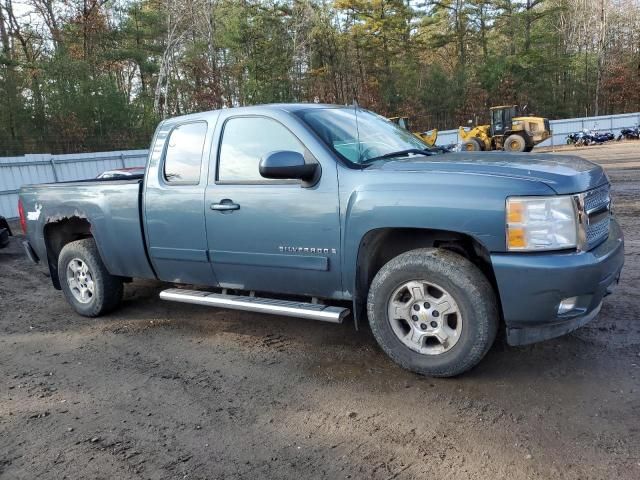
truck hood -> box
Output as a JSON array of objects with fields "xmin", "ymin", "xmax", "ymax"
[{"xmin": 371, "ymin": 152, "xmax": 607, "ymax": 194}]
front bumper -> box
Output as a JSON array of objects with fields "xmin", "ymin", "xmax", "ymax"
[{"xmin": 491, "ymin": 218, "xmax": 624, "ymax": 346}]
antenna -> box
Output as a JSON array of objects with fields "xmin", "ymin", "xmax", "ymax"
[{"xmin": 353, "ymin": 98, "xmax": 362, "ymax": 164}]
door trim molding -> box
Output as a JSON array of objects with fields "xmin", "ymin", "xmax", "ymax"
[
  {"xmin": 150, "ymin": 246, "xmax": 209, "ymax": 262},
  {"xmin": 210, "ymin": 250, "xmax": 329, "ymax": 271}
]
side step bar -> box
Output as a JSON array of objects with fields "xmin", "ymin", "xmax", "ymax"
[{"xmin": 159, "ymin": 288, "xmax": 349, "ymax": 324}]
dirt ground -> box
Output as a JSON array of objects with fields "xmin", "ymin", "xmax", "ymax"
[{"xmin": 1, "ymin": 142, "xmax": 639, "ymax": 480}]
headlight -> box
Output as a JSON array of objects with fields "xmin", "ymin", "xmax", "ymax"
[{"xmin": 506, "ymin": 196, "xmax": 578, "ymax": 251}]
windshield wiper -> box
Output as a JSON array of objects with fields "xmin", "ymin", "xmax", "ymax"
[{"xmin": 361, "ymin": 148, "xmax": 434, "ymax": 164}]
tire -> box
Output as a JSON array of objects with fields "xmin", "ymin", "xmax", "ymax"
[
  {"xmin": 504, "ymin": 134, "xmax": 526, "ymax": 152},
  {"xmin": 462, "ymin": 138, "xmax": 481, "ymax": 151},
  {"xmin": 367, "ymin": 248, "xmax": 498, "ymax": 377},
  {"xmin": 58, "ymin": 238, "xmax": 123, "ymax": 317}
]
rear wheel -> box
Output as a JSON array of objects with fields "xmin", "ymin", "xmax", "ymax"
[
  {"xmin": 367, "ymin": 248, "xmax": 498, "ymax": 377},
  {"xmin": 504, "ymin": 134, "xmax": 526, "ymax": 152},
  {"xmin": 58, "ymin": 238, "xmax": 123, "ymax": 317}
]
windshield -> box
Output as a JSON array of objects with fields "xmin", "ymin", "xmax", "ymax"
[{"xmin": 295, "ymin": 107, "xmax": 434, "ymax": 166}]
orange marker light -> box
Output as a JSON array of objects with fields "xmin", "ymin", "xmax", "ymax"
[
  {"xmin": 507, "ymin": 201, "xmax": 524, "ymax": 224},
  {"xmin": 507, "ymin": 228, "xmax": 526, "ymax": 249}
]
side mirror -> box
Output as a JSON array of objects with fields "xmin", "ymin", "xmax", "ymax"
[{"xmin": 259, "ymin": 151, "xmax": 318, "ymax": 181}]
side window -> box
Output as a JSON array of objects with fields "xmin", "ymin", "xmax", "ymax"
[
  {"xmin": 164, "ymin": 122, "xmax": 207, "ymax": 184},
  {"xmin": 218, "ymin": 116, "xmax": 306, "ymax": 183}
]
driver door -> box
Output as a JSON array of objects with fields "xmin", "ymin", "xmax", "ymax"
[{"xmin": 204, "ymin": 113, "xmax": 342, "ymax": 299}]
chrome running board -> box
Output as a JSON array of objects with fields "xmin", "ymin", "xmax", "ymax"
[{"xmin": 159, "ymin": 288, "xmax": 349, "ymax": 324}]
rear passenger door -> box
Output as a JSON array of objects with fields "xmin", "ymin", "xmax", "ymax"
[
  {"xmin": 144, "ymin": 118, "xmax": 219, "ymax": 285},
  {"xmin": 204, "ymin": 112, "xmax": 342, "ymax": 298}
]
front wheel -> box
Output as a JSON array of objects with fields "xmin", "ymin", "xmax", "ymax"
[
  {"xmin": 462, "ymin": 138, "xmax": 482, "ymax": 151},
  {"xmin": 58, "ymin": 238, "xmax": 123, "ymax": 317},
  {"xmin": 367, "ymin": 248, "xmax": 498, "ymax": 377}
]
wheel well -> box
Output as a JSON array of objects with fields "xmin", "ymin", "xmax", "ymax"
[
  {"xmin": 354, "ymin": 228, "xmax": 500, "ymax": 326},
  {"xmin": 43, "ymin": 217, "xmax": 92, "ymax": 289}
]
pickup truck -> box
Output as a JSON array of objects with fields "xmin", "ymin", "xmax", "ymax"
[{"xmin": 18, "ymin": 104, "xmax": 624, "ymax": 377}]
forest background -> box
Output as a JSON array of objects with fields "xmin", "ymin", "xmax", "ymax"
[{"xmin": 1, "ymin": 0, "xmax": 638, "ymax": 155}]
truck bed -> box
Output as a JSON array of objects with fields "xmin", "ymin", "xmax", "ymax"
[{"xmin": 20, "ymin": 178, "xmax": 155, "ymax": 280}]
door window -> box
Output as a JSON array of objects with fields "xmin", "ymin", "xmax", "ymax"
[
  {"xmin": 492, "ymin": 109, "xmax": 503, "ymax": 133},
  {"xmin": 217, "ymin": 116, "xmax": 307, "ymax": 183},
  {"xmin": 163, "ymin": 121, "xmax": 208, "ymax": 184}
]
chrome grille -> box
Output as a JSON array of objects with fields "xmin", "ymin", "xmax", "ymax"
[
  {"xmin": 584, "ymin": 184, "xmax": 610, "ymax": 212},
  {"xmin": 583, "ymin": 184, "xmax": 611, "ymax": 249}
]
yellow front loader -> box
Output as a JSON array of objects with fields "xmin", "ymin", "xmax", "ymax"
[
  {"xmin": 389, "ymin": 116, "xmax": 438, "ymax": 147},
  {"xmin": 459, "ymin": 105, "xmax": 551, "ymax": 152}
]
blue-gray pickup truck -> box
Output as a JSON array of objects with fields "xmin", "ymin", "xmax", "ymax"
[{"xmin": 18, "ymin": 104, "xmax": 624, "ymax": 377}]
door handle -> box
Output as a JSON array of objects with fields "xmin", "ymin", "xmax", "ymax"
[{"xmin": 211, "ymin": 200, "xmax": 240, "ymax": 211}]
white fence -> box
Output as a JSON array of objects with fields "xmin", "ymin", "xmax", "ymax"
[
  {"xmin": 0, "ymin": 150, "xmax": 148, "ymax": 219},
  {"xmin": 435, "ymin": 112, "xmax": 640, "ymax": 147},
  {"xmin": 1, "ymin": 111, "xmax": 639, "ymax": 219}
]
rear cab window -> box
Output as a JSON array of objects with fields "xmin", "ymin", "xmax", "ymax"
[{"xmin": 163, "ymin": 121, "xmax": 208, "ymax": 184}]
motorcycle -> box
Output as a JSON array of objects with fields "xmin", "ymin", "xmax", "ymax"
[
  {"xmin": 617, "ymin": 125, "xmax": 640, "ymax": 141},
  {"xmin": 567, "ymin": 131, "xmax": 582, "ymax": 145},
  {"xmin": 566, "ymin": 130, "xmax": 591, "ymax": 146},
  {"xmin": 590, "ymin": 131, "xmax": 615, "ymax": 143}
]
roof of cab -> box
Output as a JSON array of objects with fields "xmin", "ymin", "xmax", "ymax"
[{"xmin": 161, "ymin": 103, "xmax": 345, "ymax": 125}]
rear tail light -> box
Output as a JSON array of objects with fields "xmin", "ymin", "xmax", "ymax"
[{"xmin": 18, "ymin": 198, "xmax": 27, "ymax": 234}]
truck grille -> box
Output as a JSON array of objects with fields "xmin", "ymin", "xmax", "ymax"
[{"xmin": 583, "ymin": 184, "xmax": 611, "ymax": 250}]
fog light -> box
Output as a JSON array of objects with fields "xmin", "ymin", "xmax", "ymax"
[{"xmin": 558, "ymin": 297, "xmax": 578, "ymax": 315}]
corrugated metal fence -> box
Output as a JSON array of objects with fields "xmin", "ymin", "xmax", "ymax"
[
  {"xmin": 0, "ymin": 150, "xmax": 148, "ymax": 219},
  {"xmin": 1, "ymin": 111, "xmax": 639, "ymax": 219},
  {"xmin": 436, "ymin": 112, "xmax": 640, "ymax": 147}
]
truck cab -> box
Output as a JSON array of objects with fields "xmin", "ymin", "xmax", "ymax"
[{"xmin": 142, "ymin": 107, "xmax": 343, "ymax": 299}]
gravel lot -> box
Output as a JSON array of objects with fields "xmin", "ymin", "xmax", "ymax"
[{"xmin": 1, "ymin": 142, "xmax": 639, "ymax": 479}]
